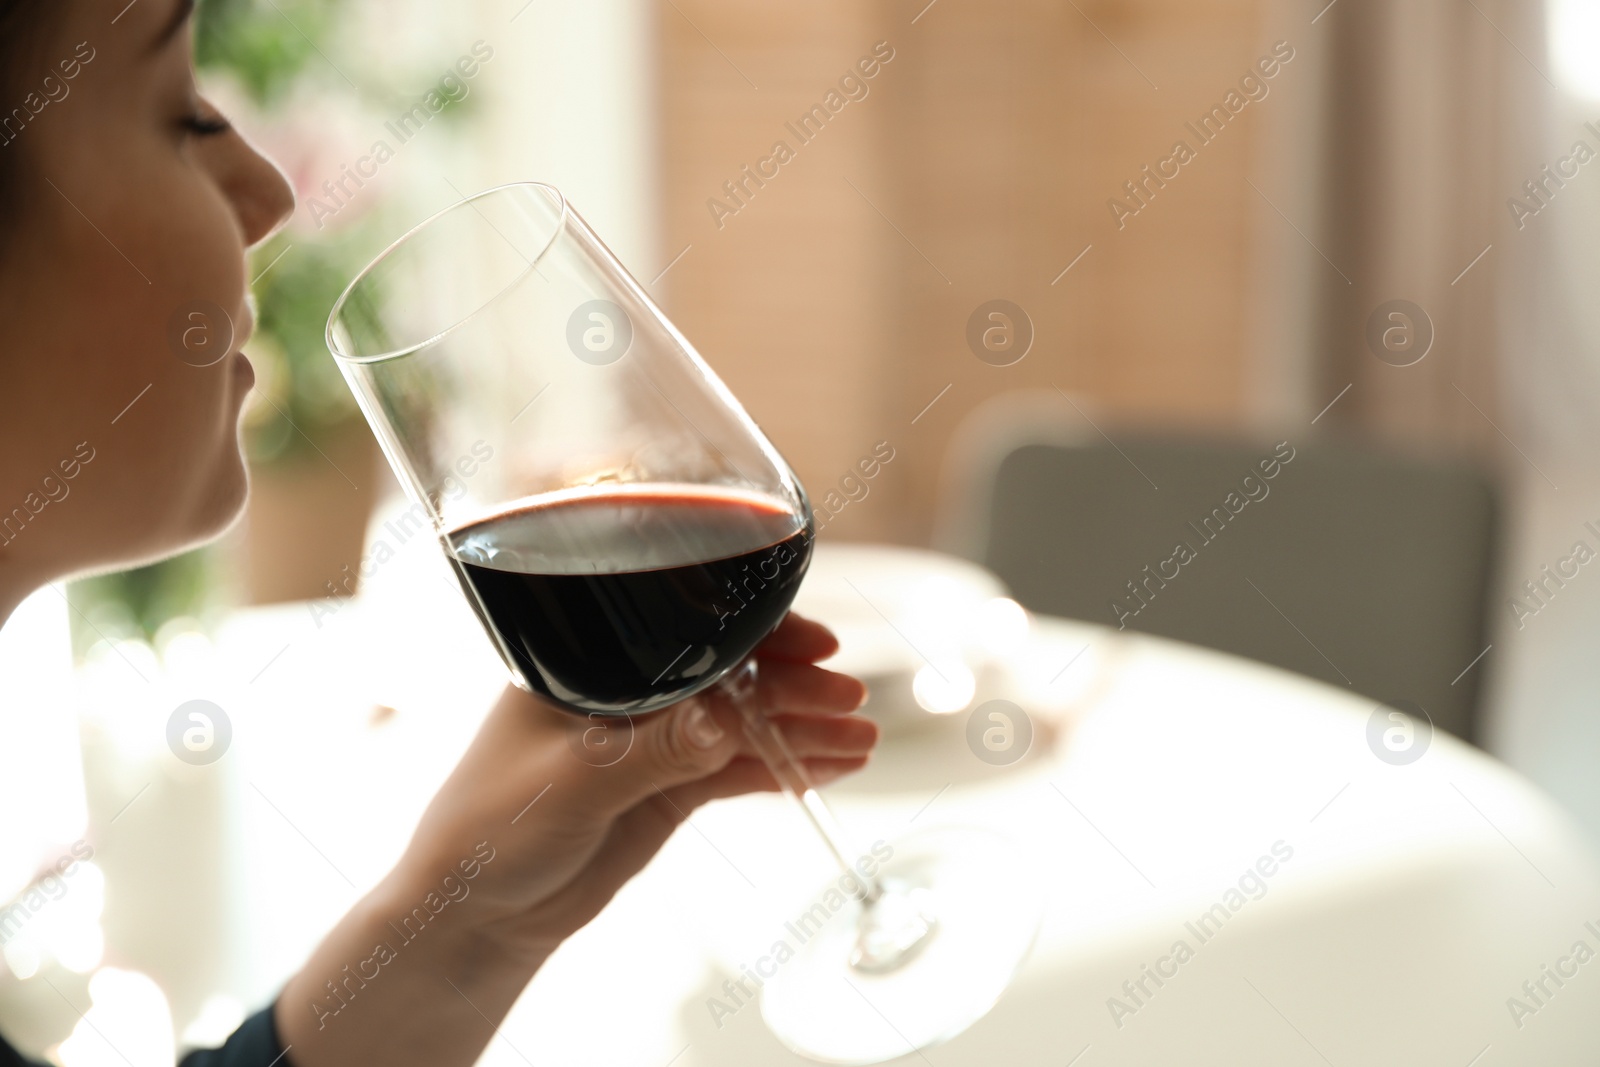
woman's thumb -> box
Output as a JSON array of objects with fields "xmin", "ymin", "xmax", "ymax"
[{"xmin": 566, "ymin": 696, "xmax": 742, "ymax": 817}]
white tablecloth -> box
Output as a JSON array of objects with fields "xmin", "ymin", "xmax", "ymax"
[{"xmin": 9, "ymin": 539, "xmax": 1600, "ymax": 1065}]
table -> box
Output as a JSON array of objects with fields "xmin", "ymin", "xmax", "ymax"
[
  {"xmin": 9, "ymin": 538, "xmax": 1600, "ymax": 1065},
  {"xmin": 491, "ymin": 616, "xmax": 1600, "ymax": 1065}
]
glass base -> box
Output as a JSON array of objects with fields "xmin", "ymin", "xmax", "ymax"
[{"xmin": 760, "ymin": 826, "xmax": 1043, "ymax": 1065}]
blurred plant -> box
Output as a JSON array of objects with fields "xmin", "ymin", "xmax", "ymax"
[
  {"xmin": 197, "ymin": 0, "xmax": 340, "ymax": 107},
  {"xmin": 194, "ymin": 0, "xmax": 338, "ymax": 108},
  {"xmin": 67, "ymin": 550, "xmax": 214, "ymax": 660}
]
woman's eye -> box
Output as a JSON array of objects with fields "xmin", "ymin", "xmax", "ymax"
[{"xmin": 182, "ymin": 112, "xmax": 231, "ymax": 137}]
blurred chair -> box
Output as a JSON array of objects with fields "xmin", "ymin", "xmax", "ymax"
[{"xmin": 936, "ymin": 392, "xmax": 1499, "ymax": 743}]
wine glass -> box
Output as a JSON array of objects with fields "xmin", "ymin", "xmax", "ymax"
[{"xmin": 326, "ymin": 182, "xmax": 1041, "ymax": 1063}]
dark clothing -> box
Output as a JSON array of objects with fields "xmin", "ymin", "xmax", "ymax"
[{"xmin": 0, "ymin": 1002, "xmax": 289, "ymax": 1067}]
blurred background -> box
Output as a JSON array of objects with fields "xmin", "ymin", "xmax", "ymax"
[{"xmin": 6, "ymin": 0, "xmax": 1600, "ymax": 1060}]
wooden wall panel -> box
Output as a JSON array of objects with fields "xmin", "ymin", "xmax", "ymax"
[
  {"xmin": 656, "ymin": 0, "xmax": 897, "ymax": 538},
  {"xmin": 658, "ymin": 0, "xmax": 1275, "ymax": 544}
]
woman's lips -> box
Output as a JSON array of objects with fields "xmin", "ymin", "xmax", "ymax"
[
  {"xmin": 233, "ymin": 300, "xmax": 256, "ymax": 386},
  {"xmin": 235, "ymin": 303, "xmax": 256, "ymax": 348}
]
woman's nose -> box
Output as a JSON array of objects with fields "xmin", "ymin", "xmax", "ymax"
[{"xmin": 225, "ymin": 135, "xmax": 297, "ymax": 248}]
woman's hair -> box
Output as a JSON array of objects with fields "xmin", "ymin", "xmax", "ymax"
[{"xmin": 0, "ymin": 1, "xmax": 59, "ymax": 235}]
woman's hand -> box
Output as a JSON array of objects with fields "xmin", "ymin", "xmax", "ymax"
[
  {"xmin": 277, "ymin": 613, "xmax": 873, "ymax": 1067},
  {"xmin": 392, "ymin": 611, "xmax": 872, "ymax": 961}
]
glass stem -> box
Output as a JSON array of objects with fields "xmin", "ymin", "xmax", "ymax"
[{"xmin": 720, "ymin": 658, "xmax": 883, "ymax": 905}]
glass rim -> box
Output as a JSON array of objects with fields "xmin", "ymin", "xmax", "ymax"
[{"xmin": 324, "ymin": 180, "xmax": 569, "ymax": 365}]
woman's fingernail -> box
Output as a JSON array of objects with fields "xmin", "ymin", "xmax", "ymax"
[{"xmin": 685, "ymin": 702, "xmax": 725, "ymax": 749}]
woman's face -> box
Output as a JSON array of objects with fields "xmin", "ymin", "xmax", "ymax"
[{"xmin": 0, "ymin": 0, "xmax": 293, "ymax": 597}]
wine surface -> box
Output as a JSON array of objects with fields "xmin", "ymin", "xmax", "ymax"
[{"xmin": 448, "ymin": 485, "xmax": 812, "ymax": 715}]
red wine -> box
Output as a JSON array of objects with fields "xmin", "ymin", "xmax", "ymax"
[{"xmin": 447, "ymin": 486, "xmax": 814, "ymax": 715}]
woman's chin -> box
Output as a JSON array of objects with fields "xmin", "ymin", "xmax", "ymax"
[
  {"xmin": 208, "ymin": 446, "xmax": 254, "ymax": 540},
  {"xmin": 161, "ymin": 447, "xmax": 254, "ymax": 558}
]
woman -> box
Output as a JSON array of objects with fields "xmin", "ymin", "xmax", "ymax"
[{"xmin": 0, "ymin": 1, "xmax": 877, "ymax": 1064}]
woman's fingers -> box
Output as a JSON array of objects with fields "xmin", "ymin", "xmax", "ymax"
[
  {"xmin": 756, "ymin": 611, "xmax": 841, "ymax": 663},
  {"xmin": 752, "ymin": 657, "xmax": 867, "ymax": 715},
  {"xmin": 531, "ymin": 679, "xmax": 868, "ymax": 825},
  {"xmin": 659, "ymin": 755, "xmax": 871, "ymax": 811},
  {"xmin": 538, "ymin": 694, "xmax": 747, "ymax": 823},
  {"xmin": 731, "ymin": 711, "xmax": 878, "ymax": 762},
  {"xmin": 514, "ymin": 611, "xmax": 864, "ymax": 826}
]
